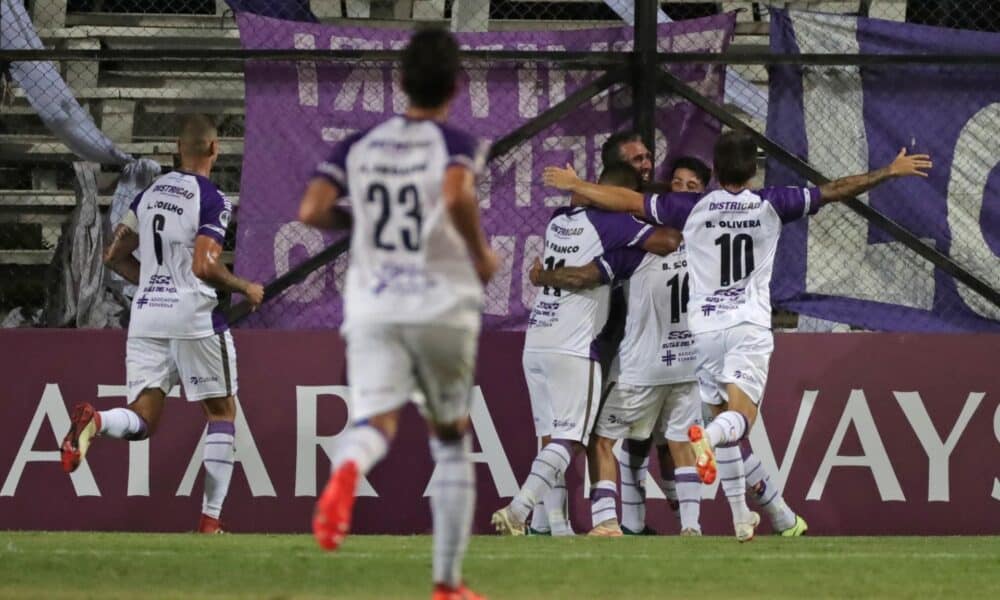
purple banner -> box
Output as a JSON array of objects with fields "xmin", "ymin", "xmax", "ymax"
[
  {"xmin": 767, "ymin": 9, "xmax": 1000, "ymax": 331},
  {"xmin": 2, "ymin": 330, "xmax": 999, "ymax": 535},
  {"xmin": 232, "ymin": 13, "xmax": 734, "ymax": 330}
]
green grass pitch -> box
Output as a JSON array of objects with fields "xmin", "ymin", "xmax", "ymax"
[{"xmin": 1, "ymin": 532, "xmax": 998, "ymax": 599}]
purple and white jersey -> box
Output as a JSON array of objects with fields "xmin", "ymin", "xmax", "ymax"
[
  {"xmin": 524, "ymin": 206, "xmax": 653, "ymax": 359},
  {"xmin": 596, "ymin": 243, "xmax": 696, "ymax": 385},
  {"xmin": 126, "ymin": 170, "xmax": 232, "ymax": 339},
  {"xmin": 315, "ymin": 116, "xmax": 489, "ymax": 331},
  {"xmin": 644, "ymin": 187, "xmax": 821, "ymax": 333}
]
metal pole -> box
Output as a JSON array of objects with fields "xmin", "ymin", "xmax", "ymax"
[{"xmin": 633, "ymin": 0, "xmax": 658, "ymax": 159}]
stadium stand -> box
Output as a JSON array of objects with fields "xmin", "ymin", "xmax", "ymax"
[{"xmin": 0, "ymin": 0, "xmax": 911, "ymax": 321}]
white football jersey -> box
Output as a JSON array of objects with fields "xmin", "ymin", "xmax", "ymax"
[
  {"xmin": 524, "ymin": 206, "xmax": 653, "ymax": 359},
  {"xmin": 315, "ymin": 116, "xmax": 489, "ymax": 331},
  {"xmin": 127, "ymin": 170, "xmax": 233, "ymax": 339},
  {"xmin": 644, "ymin": 187, "xmax": 820, "ymax": 334},
  {"xmin": 597, "ymin": 243, "xmax": 696, "ymax": 385}
]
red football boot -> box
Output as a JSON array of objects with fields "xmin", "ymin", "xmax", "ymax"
[
  {"xmin": 312, "ymin": 461, "xmax": 359, "ymax": 551},
  {"xmin": 688, "ymin": 425, "xmax": 717, "ymax": 484},
  {"xmin": 198, "ymin": 514, "xmax": 225, "ymax": 534},
  {"xmin": 432, "ymin": 583, "xmax": 488, "ymax": 600},
  {"xmin": 60, "ymin": 403, "xmax": 101, "ymax": 474}
]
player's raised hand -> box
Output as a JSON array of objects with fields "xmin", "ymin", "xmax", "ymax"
[
  {"xmin": 528, "ymin": 257, "xmax": 544, "ymax": 286},
  {"xmin": 888, "ymin": 148, "xmax": 932, "ymax": 178},
  {"xmin": 543, "ymin": 163, "xmax": 581, "ymax": 191},
  {"xmin": 474, "ymin": 248, "xmax": 500, "ymax": 286},
  {"xmin": 243, "ymin": 282, "xmax": 265, "ymax": 311}
]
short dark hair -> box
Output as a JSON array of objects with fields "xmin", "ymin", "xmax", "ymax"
[
  {"xmin": 713, "ymin": 131, "xmax": 758, "ymax": 186},
  {"xmin": 401, "ymin": 27, "xmax": 459, "ymax": 109},
  {"xmin": 601, "ymin": 131, "xmax": 642, "ymax": 170},
  {"xmin": 178, "ymin": 114, "xmax": 217, "ymax": 158},
  {"xmin": 670, "ymin": 156, "xmax": 711, "ymax": 188},
  {"xmin": 598, "ymin": 163, "xmax": 641, "ymax": 191}
]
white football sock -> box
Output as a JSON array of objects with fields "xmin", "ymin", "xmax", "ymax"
[
  {"xmin": 617, "ymin": 439, "xmax": 650, "ymax": 532},
  {"xmin": 675, "ymin": 466, "xmax": 702, "ymax": 533},
  {"xmin": 590, "ymin": 480, "xmax": 618, "ymax": 528},
  {"xmin": 716, "ymin": 443, "xmax": 752, "ymax": 524},
  {"xmin": 705, "ymin": 411, "xmax": 748, "ymax": 447},
  {"xmin": 336, "ymin": 424, "xmax": 389, "ymax": 475},
  {"xmin": 430, "ymin": 436, "xmax": 475, "ymax": 588},
  {"xmin": 742, "ymin": 441, "xmax": 796, "ymax": 531},
  {"xmin": 98, "ymin": 408, "xmax": 147, "ymax": 440},
  {"xmin": 529, "ymin": 501, "xmax": 550, "ymax": 533},
  {"xmin": 510, "ymin": 440, "xmax": 572, "ymax": 523},
  {"xmin": 202, "ymin": 421, "xmax": 235, "ymax": 519},
  {"xmin": 544, "ymin": 473, "xmax": 574, "ymax": 536}
]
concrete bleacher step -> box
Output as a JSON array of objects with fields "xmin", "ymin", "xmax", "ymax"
[
  {"xmin": 0, "ymin": 136, "xmax": 244, "ymax": 163},
  {"xmin": 0, "ymin": 191, "xmax": 240, "ymax": 209}
]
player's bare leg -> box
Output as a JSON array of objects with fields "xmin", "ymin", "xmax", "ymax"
[
  {"xmin": 61, "ymin": 388, "xmax": 162, "ymax": 473},
  {"xmin": 493, "ymin": 439, "xmax": 583, "ymax": 536},
  {"xmin": 314, "ymin": 408, "xmax": 398, "ymax": 551},
  {"xmin": 198, "ymin": 395, "xmax": 236, "ymax": 534},
  {"xmin": 429, "ymin": 418, "xmax": 484, "ymax": 600},
  {"xmin": 666, "ymin": 439, "xmax": 701, "ymax": 535},
  {"xmin": 586, "ymin": 435, "xmax": 622, "ymax": 537}
]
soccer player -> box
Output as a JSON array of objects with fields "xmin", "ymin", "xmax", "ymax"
[
  {"xmin": 298, "ymin": 29, "xmax": 495, "ymax": 600},
  {"xmin": 60, "ymin": 114, "xmax": 264, "ymax": 534},
  {"xmin": 543, "ymin": 131, "xmax": 931, "ymax": 540},
  {"xmin": 602, "ymin": 131, "xmax": 653, "ymax": 183},
  {"xmin": 529, "ymin": 235, "xmax": 705, "ymax": 536},
  {"xmin": 491, "ymin": 164, "xmax": 682, "ymax": 537}
]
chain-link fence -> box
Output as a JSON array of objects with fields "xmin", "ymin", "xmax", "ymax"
[{"xmin": 2, "ymin": 0, "xmax": 999, "ymax": 331}]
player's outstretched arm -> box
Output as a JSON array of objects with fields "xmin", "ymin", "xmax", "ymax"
[
  {"xmin": 443, "ymin": 165, "xmax": 498, "ymax": 285},
  {"xmin": 818, "ymin": 148, "xmax": 932, "ymax": 205},
  {"xmin": 298, "ymin": 179, "xmax": 353, "ymax": 230},
  {"xmin": 641, "ymin": 227, "xmax": 682, "ymax": 256},
  {"xmin": 542, "ymin": 164, "xmax": 645, "ymax": 217},
  {"xmin": 529, "ymin": 257, "xmax": 602, "ymax": 291},
  {"xmin": 192, "ymin": 235, "xmax": 265, "ymax": 309},
  {"xmin": 103, "ymin": 221, "xmax": 141, "ymax": 285}
]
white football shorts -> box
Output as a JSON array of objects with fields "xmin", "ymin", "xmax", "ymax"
[
  {"xmin": 126, "ymin": 331, "xmax": 238, "ymax": 404},
  {"xmin": 596, "ymin": 381, "xmax": 699, "ymax": 443},
  {"xmin": 522, "ymin": 352, "xmax": 602, "ymax": 444},
  {"xmin": 693, "ymin": 323, "xmax": 773, "ymax": 406},
  {"xmin": 345, "ymin": 323, "xmax": 479, "ymax": 424}
]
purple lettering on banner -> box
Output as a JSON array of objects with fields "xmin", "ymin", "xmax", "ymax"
[
  {"xmin": 1, "ymin": 329, "xmax": 999, "ymax": 536},
  {"xmin": 231, "ymin": 12, "xmax": 735, "ymax": 330},
  {"xmin": 766, "ymin": 9, "xmax": 1000, "ymax": 332}
]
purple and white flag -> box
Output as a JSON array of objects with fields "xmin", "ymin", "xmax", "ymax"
[
  {"xmin": 231, "ymin": 12, "xmax": 734, "ymax": 330},
  {"xmin": 767, "ymin": 9, "xmax": 1000, "ymax": 331}
]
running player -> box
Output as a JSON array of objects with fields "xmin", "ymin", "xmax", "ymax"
[
  {"xmin": 543, "ymin": 131, "xmax": 931, "ymax": 540},
  {"xmin": 298, "ymin": 29, "xmax": 495, "ymax": 600},
  {"xmin": 60, "ymin": 114, "xmax": 264, "ymax": 534},
  {"xmin": 491, "ymin": 164, "xmax": 681, "ymax": 537}
]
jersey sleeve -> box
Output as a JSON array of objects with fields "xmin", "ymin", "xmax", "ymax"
[
  {"xmin": 643, "ymin": 192, "xmax": 700, "ymax": 228},
  {"xmin": 439, "ymin": 124, "xmax": 489, "ymax": 175},
  {"xmin": 196, "ymin": 178, "xmax": 233, "ymax": 244},
  {"xmin": 594, "ymin": 247, "xmax": 646, "ymax": 284},
  {"xmin": 313, "ymin": 130, "xmax": 365, "ymax": 195},
  {"xmin": 758, "ymin": 186, "xmax": 822, "ymax": 223},
  {"xmin": 586, "ymin": 210, "xmax": 654, "ymax": 252}
]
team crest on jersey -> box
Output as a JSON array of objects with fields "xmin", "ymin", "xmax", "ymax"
[{"xmin": 219, "ymin": 209, "xmax": 232, "ymax": 228}]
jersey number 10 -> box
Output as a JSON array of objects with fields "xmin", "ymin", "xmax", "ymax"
[{"xmin": 714, "ymin": 233, "xmax": 755, "ymax": 287}]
